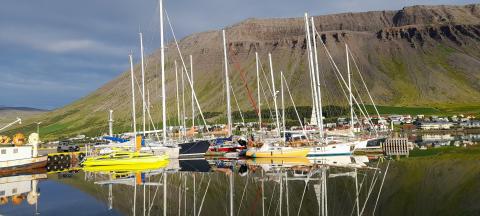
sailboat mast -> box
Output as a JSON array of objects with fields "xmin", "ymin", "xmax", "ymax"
[
  {"xmin": 346, "ymin": 44, "xmax": 354, "ymax": 133},
  {"xmin": 269, "ymin": 53, "xmax": 280, "ymax": 137},
  {"xmin": 222, "ymin": 30, "xmax": 232, "ymax": 136},
  {"xmin": 190, "ymin": 55, "xmax": 195, "ymax": 130},
  {"xmin": 175, "ymin": 60, "xmax": 181, "ymax": 131},
  {"xmin": 108, "ymin": 110, "xmax": 113, "ymax": 137},
  {"xmin": 139, "ymin": 32, "xmax": 146, "ymax": 136},
  {"xmin": 256, "ymin": 52, "xmax": 262, "ymax": 131},
  {"xmin": 181, "ymin": 67, "xmax": 186, "ymax": 138},
  {"xmin": 281, "ymin": 71, "xmax": 285, "ymax": 138},
  {"xmin": 129, "ymin": 54, "xmax": 137, "ymax": 137},
  {"xmin": 159, "ymin": 0, "xmax": 167, "ymax": 143},
  {"xmin": 305, "ymin": 13, "xmax": 320, "ymax": 128},
  {"xmin": 311, "ymin": 17, "xmax": 324, "ymax": 138}
]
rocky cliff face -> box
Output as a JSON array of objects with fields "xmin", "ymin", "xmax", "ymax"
[{"xmin": 12, "ymin": 4, "xmax": 480, "ymax": 138}]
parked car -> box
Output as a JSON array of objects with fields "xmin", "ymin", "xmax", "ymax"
[{"xmin": 57, "ymin": 140, "xmax": 80, "ymax": 152}]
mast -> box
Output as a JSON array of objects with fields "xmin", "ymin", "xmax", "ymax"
[
  {"xmin": 222, "ymin": 30, "xmax": 232, "ymax": 136},
  {"xmin": 129, "ymin": 54, "xmax": 137, "ymax": 137},
  {"xmin": 281, "ymin": 71, "xmax": 285, "ymax": 138},
  {"xmin": 139, "ymin": 32, "xmax": 146, "ymax": 136},
  {"xmin": 346, "ymin": 44, "xmax": 354, "ymax": 134},
  {"xmin": 190, "ymin": 55, "xmax": 195, "ymax": 130},
  {"xmin": 108, "ymin": 110, "xmax": 113, "ymax": 137},
  {"xmin": 147, "ymin": 89, "xmax": 151, "ymax": 131},
  {"xmin": 256, "ymin": 52, "xmax": 262, "ymax": 131},
  {"xmin": 181, "ymin": 67, "xmax": 186, "ymax": 138},
  {"xmin": 175, "ymin": 60, "xmax": 181, "ymax": 136},
  {"xmin": 311, "ymin": 17, "xmax": 324, "ymax": 139},
  {"xmin": 305, "ymin": 13, "xmax": 320, "ymax": 128},
  {"xmin": 159, "ymin": 0, "xmax": 167, "ymax": 143},
  {"xmin": 269, "ymin": 53, "xmax": 280, "ymax": 137}
]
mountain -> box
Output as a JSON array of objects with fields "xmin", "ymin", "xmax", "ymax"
[
  {"xmin": 6, "ymin": 3, "xmax": 480, "ymax": 139},
  {"xmin": 0, "ymin": 106, "xmax": 47, "ymax": 126}
]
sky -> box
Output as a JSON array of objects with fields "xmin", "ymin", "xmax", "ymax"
[{"xmin": 1, "ymin": 0, "xmax": 477, "ymax": 110}]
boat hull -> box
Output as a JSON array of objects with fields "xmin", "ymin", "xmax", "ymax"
[
  {"xmin": 246, "ymin": 148, "xmax": 309, "ymax": 158},
  {"xmin": 82, "ymin": 154, "xmax": 168, "ymax": 167},
  {"xmin": 179, "ymin": 140, "xmax": 211, "ymax": 157},
  {"xmin": 307, "ymin": 144, "xmax": 353, "ymax": 157},
  {"xmin": 82, "ymin": 161, "xmax": 169, "ymax": 172},
  {"xmin": 0, "ymin": 156, "xmax": 47, "ymax": 174}
]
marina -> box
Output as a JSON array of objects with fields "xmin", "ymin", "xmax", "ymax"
[
  {"xmin": 1, "ymin": 148, "xmax": 479, "ymax": 216},
  {"xmin": 1, "ymin": 1, "xmax": 480, "ymax": 215}
]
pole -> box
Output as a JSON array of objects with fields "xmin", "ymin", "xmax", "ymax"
[
  {"xmin": 190, "ymin": 55, "xmax": 195, "ymax": 131},
  {"xmin": 269, "ymin": 53, "xmax": 280, "ymax": 137},
  {"xmin": 311, "ymin": 17, "xmax": 324, "ymax": 138},
  {"xmin": 175, "ymin": 60, "xmax": 181, "ymax": 129},
  {"xmin": 108, "ymin": 110, "xmax": 113, "ymax": 137},
  {"xmin": 223, "ymin": 30, "xmax": 232, "ymax": 136},
  {"xmin": 256, "ymin": 52, "xmax": 262, "ymax": 131},
  {"xmin": 281, "ymin": 71, "xmax": 285, "ymax": 138},
  {"xmin": 346, "ymin": 44, "xmax": 354, "ymax": 135},
  {"xmin": 139, "ymin": 32, "xmax": 146, "ymax": 137},
  {"xmin": 35, "ymin": 122, "xmax": 42, "ymax": 138},
  {"xmin": 305, "ymin": 13, "xmax": 320, "ymax": 128},
  {"xmin": 261, "ymin": 170, "xmax": 265, "ymax": 216},
  {"xmin": 181, "ymin": 67, "xmax": 186, "ymax": 138},
  {"xmin": 229, "ymin": 173, "xmax": 234, "ymax": 216},
  {"xmin": 0, "ymin": 118, "xmax": 21, "ymax": 133},
  {"xmin": 129, "ymin": 54, "xmax": 137, "ymax": 137},
  {"xmin": 160, "ymin": 0, "xmax": 167, "ymax": 143},
  {"xmin": 164, "ymin": 173, "xmax": 167, "ymax": 216}
]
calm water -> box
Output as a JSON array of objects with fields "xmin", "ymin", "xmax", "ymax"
[
  {"xmin": 1, "ymin": 133, "xmax": 480, "ymax": 216},
  {"xmin": 1, "ymin": 153, "xmax": 480, "ymax": 216}
]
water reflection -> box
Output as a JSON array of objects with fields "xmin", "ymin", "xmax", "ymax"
[
  {"xmin": 1, "ymin": 156, "xmax": 391, "ymax": 216},
  {"xmin": 2, "ymin": 151, "xmax": 480, "ymax": 216},
  {"xmin": 413, "ymin": 133, "xmax": 480, "ymax": 148}
]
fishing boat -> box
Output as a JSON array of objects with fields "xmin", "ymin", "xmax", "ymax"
[{"xmin": 0, "ymin": 132, "xmax": 47, "ymax": 174}]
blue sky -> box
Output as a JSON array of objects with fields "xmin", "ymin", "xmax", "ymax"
[{"xmin": 1, "ymin": 0, "xmax": 477, "ymax": 110}]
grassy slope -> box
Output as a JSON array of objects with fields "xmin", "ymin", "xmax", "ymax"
[{"xmin": 4, "ymin": 5, "xmax": 480, "ymax": 140}]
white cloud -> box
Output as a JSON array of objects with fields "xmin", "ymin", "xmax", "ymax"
[{"xmin": 0, "ymin": 25, "xmax": 128, "ymax": 57}]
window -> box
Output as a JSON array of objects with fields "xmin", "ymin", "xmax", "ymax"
[
  {"xmin": 0, "ymin": 191, "xmax": 4, "ymax": 196},
  {"xmin": 12, "ymin": 188, "xmax": 17, "ymax": 194},
  {"xmin": 1, "ymin": 149, "xmax": 6, "ymax": 154},
  {"xmin": 13, "ymin": 148, "xmax": 18, "ymax": 153}
]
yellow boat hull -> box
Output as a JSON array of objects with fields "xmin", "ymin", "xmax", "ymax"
[
  {"xmin": 246, "ymin": 148, "xmax": 309, "ymax": 158},
  {"xmin": 82, "ymin": 160, "xmax": 169, "ymax": 173},
  {"xmin": 246, "ymin": 157, "xmax": 311, "ymax": 166},
  {"xmin": 82, "ymin": 152, "xmax": 168, "ymax": 167}
]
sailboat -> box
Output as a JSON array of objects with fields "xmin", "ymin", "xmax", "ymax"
[
  {"xmin": 82, "ymin": 111, "xmax": 169, "ymax": 168},
  {"xmin": 299, "ymin": 14, "xmax": 386, "ymax": 157},
  {"xmin": 245, "ymin": 52, "xmax": 310, "ymax": 158}
]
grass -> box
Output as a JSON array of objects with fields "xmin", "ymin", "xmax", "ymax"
[
  {"xmin": 409, "ymin": 145, "xmax": 480, "ymax": 158},
  {"xmin": 363, "ymin": 104, "xmax": 441, "ymax": 115}
]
